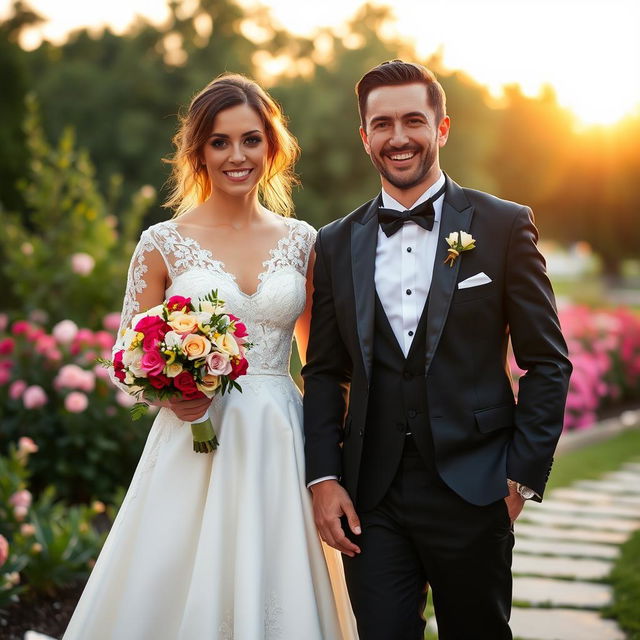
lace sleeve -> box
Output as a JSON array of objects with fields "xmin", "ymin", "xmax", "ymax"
[
  {"xmin": 108, "ymin": 228, "xmax": 168, "ymax": 392},
  {"xmin": 293, "ymin": 219, "xmax": 317, "ymax": 275}
]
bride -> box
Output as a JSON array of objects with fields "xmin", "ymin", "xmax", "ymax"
[{"xmin": 64, "ymin": 73, "xmax": 357, "ymax": 639}]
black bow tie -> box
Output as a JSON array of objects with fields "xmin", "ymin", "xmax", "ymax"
[{"xmin": 378, "ymin": 182, "xmax": 447, "ymax": 238}]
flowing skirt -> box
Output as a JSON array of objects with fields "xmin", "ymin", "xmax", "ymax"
[{"xmin": 64, "ymin": 374, "xmax": 357, "ymax": 639}]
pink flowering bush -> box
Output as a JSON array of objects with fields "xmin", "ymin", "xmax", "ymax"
[
  {"xmin": 0, "ymin": 313, "xmax": 152, "ymax": 502},
  {"xmin": 510, "ymin": 306, "xmax": 640, "ymax": 431},
  {"xmin": 0, "ymin": 440, "xmax": 109, "ymax": 608}
]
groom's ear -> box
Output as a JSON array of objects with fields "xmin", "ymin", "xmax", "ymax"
[{"xmin": 359, "ymin": 125, "xmax": 371, "ymax": 155}]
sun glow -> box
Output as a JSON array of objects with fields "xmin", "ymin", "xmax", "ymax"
[{"xmin": 3, "ymin": 0, "xmax": 639, "ymax": 127}]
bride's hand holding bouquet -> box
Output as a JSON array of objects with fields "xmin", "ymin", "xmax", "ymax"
[{"xmin": 104, "ymin": 290, "xmax": 250, "ymax": 453}]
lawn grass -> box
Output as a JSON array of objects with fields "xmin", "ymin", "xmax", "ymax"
[
  {"xmin": 545, "ymin": 426, "xmax": 640, "ymax": 492},
  {"xmin": 603, "ymin": 529, "xmax": 640, "ymax": 639},
  {"xmin": 423, "ymin": 425, "xmax": 640, "ymax": 639}
]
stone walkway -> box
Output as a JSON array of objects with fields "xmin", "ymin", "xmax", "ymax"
[{"xmin": 508, "ymin": 460, "xmax": 640, "ymax": 640}]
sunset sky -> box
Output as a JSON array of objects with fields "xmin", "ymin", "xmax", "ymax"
[{"xmin": 2, "ymin": 0, "xmax": 639, "ymax": 126}]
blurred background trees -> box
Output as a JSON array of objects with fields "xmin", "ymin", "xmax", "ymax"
[{"xmin": 1, "ymin": 0, "xmax": 638, "ymax": 288}]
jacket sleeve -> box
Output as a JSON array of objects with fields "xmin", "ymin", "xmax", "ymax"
[
  {"xmin": 505, "ymin": 207, "xmax": 573, "ymax": 498},
  {"xmin": 302, "ymin": 228, "xmax": 352, "ymax": 484}
]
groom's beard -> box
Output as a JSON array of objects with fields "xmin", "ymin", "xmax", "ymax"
[{"xmin": 372, "ymin": 135, "xmax": 438, "ymax": 191}]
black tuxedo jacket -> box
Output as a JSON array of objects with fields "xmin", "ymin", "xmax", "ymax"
[{"xmin": 302, "ymin": 176, "xmax": 572, "ymax": 507}]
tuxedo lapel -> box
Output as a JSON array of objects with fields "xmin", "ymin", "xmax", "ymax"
[
  {"xmin": 425, "ymin": 178, "xmax": 474, "ymax": 374},
  {"xmin": 351, "ymin": 198, "xmax": 380, "ymax": 382}
]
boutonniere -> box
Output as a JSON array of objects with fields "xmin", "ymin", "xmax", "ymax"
[{"xmin": 444, "ymin": 231, "xmax": 476, "ymax": 267}]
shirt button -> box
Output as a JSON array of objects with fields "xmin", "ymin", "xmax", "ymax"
[
  {"xmin": 406, "ymin": 289, "xmax": 412, "ymax": 295},
  {"xmin": 408, "ymin": 409, "xmax": 417, "ymax": 418},
  {"xmin": 408, "ymin": 330, "xmax": 414, "ymax": 337},
  {"xmin": 406, "ymin": 247, "xmax": 412, "ymax": 253}
]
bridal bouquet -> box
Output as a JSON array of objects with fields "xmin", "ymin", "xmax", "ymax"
[{"xmin": 106, "ymin": 290, "xmax": 250, "ymax": 453}]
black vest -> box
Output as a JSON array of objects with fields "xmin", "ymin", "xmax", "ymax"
[{"xmin": 357, "ymin": 293, "xmax": 436, "ymax": 510}]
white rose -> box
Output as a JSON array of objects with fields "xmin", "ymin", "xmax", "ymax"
[
  {"xmin": 459, "ymin": 231, "xmax": 474, "ymax": 248},
  {"xmin": 163, "ymin": 331, "xmax": 183, "ymax": 349},
  {"xmin": 124, "ymin": 370, "xmax": 136, "ymax": 385},
  {"xmin": 123, "ymin": 348, "xmax": 145, "ymax": 376},
  {"xmin": 446, "ymin": 231, "xmax": 459, "ymax": 246}
]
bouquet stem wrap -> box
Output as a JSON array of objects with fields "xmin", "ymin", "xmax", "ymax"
[{"xmin": 191, "ymin": 410, "xmax": 219, "ymax": 453}]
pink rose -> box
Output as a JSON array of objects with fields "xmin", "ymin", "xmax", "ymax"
[
  {"xmin": 55, "ymin": 364, "xmax": 94, "ymax": 391},
  {"xmin": 65, "ymin": 391, "xmax": 89, "ymax": 413},
  {"xmin": 228, "ymin": 314, "xmax": 249, "ymax": 339},
  {"xmin": 94, "ymin": 331, "xmax": 115, "ymax": 350},
  {"xmin": 52, "ymin": 319, "xmax": 78, "ymax": 344},
  {"xmin": 115, "ymin": 391, "xmax": 137, "ymax": 407},
  {"xmin": 166, "ymin": 295, "xmax": 192, "ymax": 313},
  {"xmin": 135, "ymin": 316, "xmax": 169, "ymax": 351},
  {"xmin": 102, "ymin": 312, "xmax": 121, "ymax": 332},
  {"xmin": 71, "ymin": 252, "xmax": 95, "ymax": 276},
  {"xmin": 73, "ymin": 328, "xmax": 95, "ymax": 347},
  {"xmin": 34, "ymin": 335, "xmax": 57, "ymax": 355},
  {"xmin": 0, "ymin": 368, "xmax": 10, "ymax": 386},
  {"xmin": 0, "ymin": 313, "xmax": 8, "ymax": 332},
  {"xmin": 229, "ymin": 357, "xmax": 249, "ymax": 380},
  {"xmin": 93, "ymin": 364, "xmax": 111, "ymax": 381},
  {"xmin": 11, "ymin": 321, "xmax": 31, "ymax": 336},
  {"xmin": 0, "ymin": 535, "xmax": 8, "ymax": 567},
  {"xmin": 206, "ymin": 351, "xmax": 232, "ymax": 376},
  {"xmin": 9, "ymin": 380, "xmax": 27, "ymax": 400},
  {"xmin": 13, "ymin": 506, "xmax": 28, "ymax": 521},
  {"xmin": 0, "ymin": 338, "xmax": 14, "ymax": 355},
  {"xmin": 9, "ymin": 490, "xmax": 32, "ymax": 509},
  {"xmin": 46, "ymin": 348, "xmax": 63, "ymax": 362},
  {"xmin": 23, "ymin": 385, "xmax": 48, "ymax": 409},
  {"xmin": 140, "ymin": 349, "xmax": 166, "ymax": 376},
  {"xmin": 26, "ymin": 327, "xmax": 45, "ymax": 341},
  {"xmin": 18, "ymin": 437, "xmax": 38, "ymax": 455}
]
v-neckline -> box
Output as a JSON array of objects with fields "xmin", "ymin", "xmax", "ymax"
[{"xmin": 168, "ymin": 218, "xmax": 295, "ymax": 298}]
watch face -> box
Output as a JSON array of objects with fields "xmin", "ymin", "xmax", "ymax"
[{"xmin": 519, "ymin": 486, "xmax": 535, "ymax": 500}]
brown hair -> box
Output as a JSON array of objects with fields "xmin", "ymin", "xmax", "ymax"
[
  {"xmin": 164, "ymin": 73, "xmax": 300, "ymax": 217},
  {"xmin": 356, "ymin": 60, "xmax": 446, "ymax": 128}
]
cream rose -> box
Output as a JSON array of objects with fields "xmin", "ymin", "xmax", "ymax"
[
  {"xmin": 168, "ymin": 312, "xmax": 199, "ymax": 335},
  {"xmin": 182, "ymin": 334, "xmax": 211, "ymax": 360},
  {"xmin": 215, "ymin": 333, "xmax": 240, "ymax": 357},
  {"xmin": 197, "ymin": 373, "xmax": 221, "ymax": 396},
  {"xmin": 165, "ymin": 362, "xmax": 184, "ymax": 378}
]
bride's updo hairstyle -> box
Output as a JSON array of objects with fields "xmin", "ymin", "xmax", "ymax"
[{"xmin": 165, "ymin": 73, "xmax": 300, "ymax": 217}]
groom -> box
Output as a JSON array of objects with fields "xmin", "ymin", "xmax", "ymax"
[{"xmin": 302, "ymin": 60, "xmax": 572, "ymax": 639}]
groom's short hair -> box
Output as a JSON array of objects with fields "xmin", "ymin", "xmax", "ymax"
[{"xmin": 356, "ymin": 60, "xmax": 446, "ymax": 128}]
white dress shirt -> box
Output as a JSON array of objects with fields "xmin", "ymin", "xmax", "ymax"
[
  {"xmin": 375, "ymin": 172, "xmax": 446, "ymax": 355},
  {"xmin": 308, "ymin": 172, "xmax": 445, "ymax": 487}
]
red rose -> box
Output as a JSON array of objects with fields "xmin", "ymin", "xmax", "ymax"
[
  {"xmin": 113, "ymin": 349, "xmax": 126, "ymax": 382},
  {"xmin": 166, "ymin": 295, "xmax": 192, "ymax": 313},
  {"xmin": 134, "ymin": 316, "xmax": 169, "ymax": 350},
  {"xmin": 148, "ymin": 373, "xmax": 171, "ymax": 389},
  {"xmin": 229, "ymin": 357, "xmax": 249, "ymax": 380},
  {"xmin": 233, "ymin": 322, "xmax": 248, "ymax": 339},
  {"xmin": 173, "ymin": 370, "xmax": 204, "ymax": 399}
]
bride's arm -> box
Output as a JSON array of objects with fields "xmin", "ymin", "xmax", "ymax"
[
  {"xmin": 293, "ymin": 248, "xmax": 316, "ymax": 367},
  {"xmin": 112, "ymin": 233, "xmax": 211, "ymax": 422}
]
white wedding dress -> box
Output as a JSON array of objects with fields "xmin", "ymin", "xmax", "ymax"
[{"xmin": 64, "ymin": 216, "xmax": 357, "ymax": 640}]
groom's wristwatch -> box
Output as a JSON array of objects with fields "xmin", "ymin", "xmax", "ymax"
[{"xmin": 507, "ymin": 478, "xmax": 536, "ymax": 500}]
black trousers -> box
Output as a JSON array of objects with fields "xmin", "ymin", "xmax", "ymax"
[{"xmin": 343, "ymin": 436, "xmax": 514, "ymax": 640}]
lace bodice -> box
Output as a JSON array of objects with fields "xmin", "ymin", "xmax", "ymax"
[{"xmin": 114, "ymin": 216, "xmax": 316, "ymax": 376}]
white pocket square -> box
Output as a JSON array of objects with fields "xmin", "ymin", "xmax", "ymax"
[{"xmin": 457, "ymin": 272, "xmax": 492, "ymax": 289}]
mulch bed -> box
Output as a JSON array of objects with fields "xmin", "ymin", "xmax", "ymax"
[{"xmin": 0, "ymin": 581, "xmax": 85, "ymax": 640}]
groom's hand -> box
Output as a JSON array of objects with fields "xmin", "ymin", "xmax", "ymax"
[
  {"xmin": 154, "ymin": 397, "xmax": 213, "ymax": 422},
  {"xmin": 310, "ymin": 480, "xmax": 361, "ymax": 557},
  {"xmin": 504, "ymin": 484, "xmax": 526, "ymax": 524}
]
